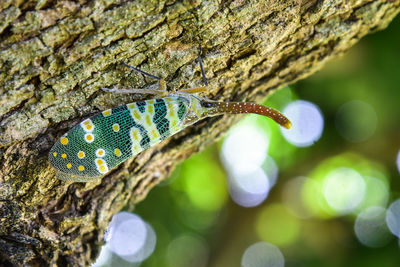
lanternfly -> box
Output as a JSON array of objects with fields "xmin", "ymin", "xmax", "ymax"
[{"xmin": 49, "ymin": 51, "xmax": 291, "ymax": 182}]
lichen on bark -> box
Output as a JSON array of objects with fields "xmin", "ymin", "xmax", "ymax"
[{"xmin": 0, "ymin": 0, "xmax": 399, "ymax": 265}]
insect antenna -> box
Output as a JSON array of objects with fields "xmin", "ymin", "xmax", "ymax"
[
  {"xmin": 121, "ymin": 62, "xmax": 161, "ymax": 80},
  {"xmin": 105, "ymin": 61, "xmax": 167, "ymax": 92}
]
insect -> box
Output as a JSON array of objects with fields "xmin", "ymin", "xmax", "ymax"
[{"xmin": 49, "ymin": 52, "xmax": 291, "ymax": 182}]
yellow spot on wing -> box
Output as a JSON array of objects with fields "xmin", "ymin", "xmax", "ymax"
[
  {"xmin": 78, "ymin": 151, "xmax": 85, "ymax": 159},
  {"xmin": 96, "ymin": 148, "xmax": 105, "ymax": 157},
  {"xmin": 78, "ymin": 165, "xmax": 85, "ymax": 171},
  {"xmin": 145, "ymin": 115, "xmax": 152, "ymax": 126},
  {"xmin": 168, "ymin": 103, "xmax": 176, "ymax": 117},
  {"xmin": 151, "ymin": 130, "xmax": 159, "ymax": 139},
  {"xmin": 81, "ymin": 119, "xmax": 94, "ymax": 132},
  {"xmin": 85, "ymin": 133, "xmax": 94, "ymax": 143},
  {"xmin": 114, "ymin": 148, "xmax": 122, "ymax": 157},
  {"xmin": 148, "ymin": 105, "xmax": 154, "ymax": 114},
  {"xmin": 112, "ymin": 123, "xmax": 120, "ymax": 132},
  {"xmin": 53, "ymin": 152, "xmax": 57, "ymax": 157},
  {"xmin": 67, "ymin": 163, "xmax": 72, "ymax": 169},
  {"xmin": 133, "ymin": 110, "xmax": 141, "ymax": 120},
  {"xmin": 131, "ymin": 129, "xmax": 139, "ymax": 140},
  {"xmin": 99, "ymin": 165, "xmax": 106, "ymax": 173},
  {"xmin": 61, "ymin": 153, "xmax": 67, "ymax": 159},
  {"xmin": 95, "ymin": 158, "xmax": 109, "ymax": 174},
  {"xmin": 102, "ymin": 109, "xmax": 112, "ymax": 117},
  {"xmin": 60, "ymin": 137, "xmax": 69, "ymax": 145},
  {"xmin": 127, "ymin": 103, "xmax": 136, "ymax": 109}
]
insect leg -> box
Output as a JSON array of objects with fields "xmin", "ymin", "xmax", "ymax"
[
  {"xmin": 101, "ymin": 62, "xmax": 168, "ymax": 96},
  {"xmin": 197, "ymin": 46, "xmax": 209, "ymax": 87},
  {"xmin": 176, "ymin": 47, "xmax": 209, "ymax": 94}
]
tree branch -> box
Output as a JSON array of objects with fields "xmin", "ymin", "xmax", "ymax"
[{"xmin": 0, "ymin": 0, "xmax": 399, "ymax": 265}]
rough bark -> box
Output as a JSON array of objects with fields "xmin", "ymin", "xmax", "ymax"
[{"xmin": 0, "ymin": 0, "xmax": 399, "ymax": 265}]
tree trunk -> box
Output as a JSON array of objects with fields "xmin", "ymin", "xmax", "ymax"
[{"xmin": 0, "ymin": 0, "xmax": 399, "ymax": 265}]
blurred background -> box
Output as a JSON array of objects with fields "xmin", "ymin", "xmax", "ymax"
[{"xmin": 94, "ymin": 15, "xmax": 400, "ymax": 267}]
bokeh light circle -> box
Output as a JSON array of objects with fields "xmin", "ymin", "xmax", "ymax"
[
  {"xmin": 386, "ymin": 199, "xmax": 400, "ymax": 238},
  {"xmin": 221, "ymin": 123, "xmax": 268, "ymax": 174},
  {"xmin": 241, "ymin": 241, "xmax": 284, "ymax": 267},
  {"xmin": 108, "ymin": 218, "xmax": 147, "ymax": 256},
  {"xmin": 121, "ymin": 222, "xmax": 156, "ymax": 263},
  {"xmin": 281, "ymin": 100, "xmax": 324, "ymax": 147},
  {"xmin": 228, "ymin": 167, "xmax": 271, "ymax": 207},
  {"xmin": 354, "ymin": 206, "xmax": 392, "ymax": 247},
  {"xmin": 221, "ymin": 122, "xmax": 275, "ymax": 207},
  {"xmin": 322, "ymin": 167, "xmax": 366, "ymax": 214},
  {"xmin": 105, "ymin": 212, "xmax": 156, "ymax": 263},
  {"xmin": 335, "ymin": 100, "xmax": 377, "ymax": 142},
  {"xmin": 301, "ymin": 153, "xmax": 391, "ymax": 218}
]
